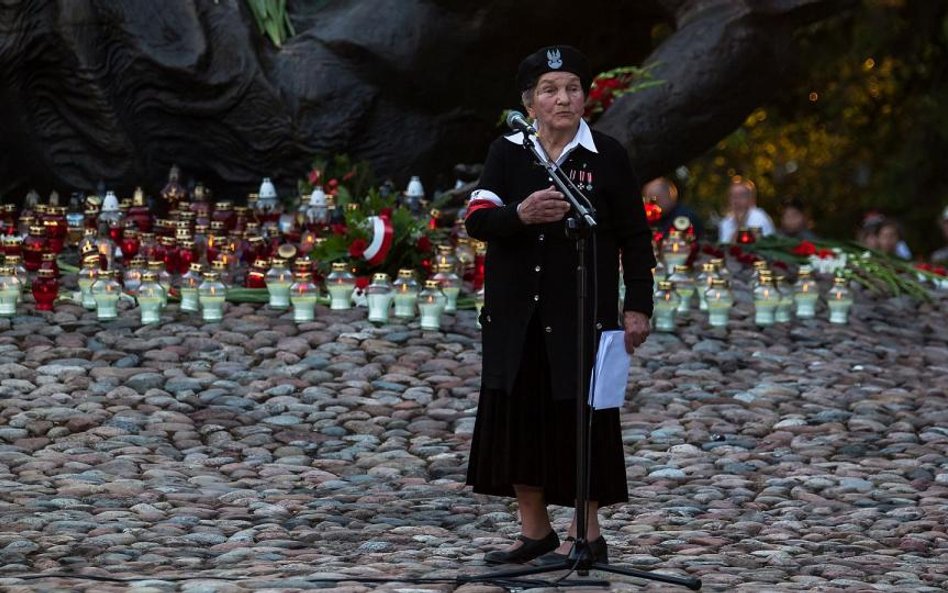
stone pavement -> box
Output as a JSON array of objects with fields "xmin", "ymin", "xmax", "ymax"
[{"xmin": 0, "ymin": 289, "xmax": 946, "ymax": 593}]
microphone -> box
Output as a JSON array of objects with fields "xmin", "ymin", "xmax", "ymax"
[{"xmin": 505, "ymin": 111, "xmax": 537, "ymax": 136}]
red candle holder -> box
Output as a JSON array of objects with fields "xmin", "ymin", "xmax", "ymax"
[
  {"xmin": 121, "ymin": 228, "xmax": 141, "ymax": 260},
  {"xmin": 160, "ymin": 237, "xmax": 178, "ymax": 274},
  {"xmin": 22, "ymin": 225, "xmax": 48, "ymax": 272},
  {"xmin": 178, "ymin": 240, "xmax": 197, "ymax": 275},
  {"xmin": 212, "ymin": 202, "xmax": 236, "ymax": 232},
  {"xmin": 40, "ymin": 253, "xmax": 60, "ymax": 279},
  {"xmin": 32, "ymin": 268, "xmax": 59, "ymax": 311},
  {"xmin": 736, "ymin": 227, "xmax": 756, "ymax": 245}
]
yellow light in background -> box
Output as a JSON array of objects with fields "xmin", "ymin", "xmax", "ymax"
[
  {"xmin": 863, "ymin": 58, "xmax": 876, "ymax": 71},
  {"xmin": 808, "ymin": 92, "xmax": 819, "ymax": 102}
]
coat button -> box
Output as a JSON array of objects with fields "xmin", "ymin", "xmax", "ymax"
[
  {"xmin": 534, "ymin": 265, "xmax": 541, "ymax": 272},
  {"xmin": 533, "ymin": 294, "xmax": 539, "ymax": 302},
  {"xmin": 596, "ymin": 322, "xmax": 603, "ymax": 330},
  {"xmin": 539, "ymin": 234, "xmax": 545, "ymax": 242},
  {"xmin": 545, "ymin": 326, "xmax": 552, "ymax": 333}
]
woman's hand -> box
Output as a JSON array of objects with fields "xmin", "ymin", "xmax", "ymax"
[
  {"xmin": 623, "ymin": 311, "xmax": 650, "ymax": 354},
  {"xmin": 516, "ymin": 185, "xmax": 571, "ymax": 224}
]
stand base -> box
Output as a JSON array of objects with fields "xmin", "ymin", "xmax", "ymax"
[{"xmin": 459, "ymin": 542, "xmax": 701, "ymax": 591}]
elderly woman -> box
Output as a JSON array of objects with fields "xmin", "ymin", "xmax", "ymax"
[{"xmin": 464, "ymin": 46, "xmax": 655, "ymax": 566}]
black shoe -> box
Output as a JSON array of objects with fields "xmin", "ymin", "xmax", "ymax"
[
  {"xmin": 530, "ymin": 535, "xmax": 609, "ymax": 566},
  {"xmin": 484, "ymin": 531, "xmax": 560, "ymax": 565}
]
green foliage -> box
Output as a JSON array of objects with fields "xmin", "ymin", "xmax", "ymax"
[
  {"xmin": 298, "ymin": 154, "xmax": 375, "ymax": 206},
  {"xmin": 244, "ymin": 0, "xmax": 295, "ymax": 48},
  {"xmin": 682, "ymin": 0, "xmax": 948, "ymax": 259}
]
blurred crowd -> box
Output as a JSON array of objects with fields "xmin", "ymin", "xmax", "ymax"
[{"xmin": 642, "ymin": 176, "xmax": 948, "ymax": 265}]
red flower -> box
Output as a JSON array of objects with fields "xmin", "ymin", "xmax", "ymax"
[
  {"xmin": 308, "ymin": 169, "xmax": 321, "ymax": 186},
  {"xmin": 792, "ymin": 240, "xmax": 817, "ymax": 257},
  {"xmin": 348, "ymin": 238, "xmax": 368, "ymax": 258},
  {"xmin": 916, "ymin": 262, "xmax": 932, "ymax": 272},
  {"xmin": 331, "ymin": 223, "xmax": 347, "ymax": 236},
  {"xmin": 933, "ymin": 265, "xmax": 946, "ymax": 277},
  {"xmin": 355, "ymin": 276, "xmax": 370, "ymax": 290},
  {"xmin": 343, "ymin": 169, "xmax": 356, "ymax": 182},
  {"xmin": 652, "ymin": 230, "xmax": 664, "ymax": 244},
  {"xmin": 328, "ymin": 178, "xmax": 339, "ymax": 190},
  {"xmin": 773, "ymin": 260, "xmax": 789, "ymax": 271},
  {"xmin": 729, "ymin": 245, "xmax": 744, "ymax": 257},
  {"xmin": 816, "ymin": 248, "xmax": 835, "ymax": 259},
  {"xmin": 420, "ymin": 258, "xmax": 432, "ymax": 274},
  {"xmin": 416, "ymin": 236, "xmax": 432, "ymax": 253},
  {"xmin": 380, "ymin": 207, "xmax": 393, "ymax": 220}
]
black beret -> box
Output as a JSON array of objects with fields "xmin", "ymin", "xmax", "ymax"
[{"xmin": 516, "ymin": 45, "xmax": 592, "ymax": 94}]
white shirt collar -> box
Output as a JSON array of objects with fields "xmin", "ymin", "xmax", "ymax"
[{"xmin": 505, "ymin": 118, "xmax": 598, "ymax": 165}]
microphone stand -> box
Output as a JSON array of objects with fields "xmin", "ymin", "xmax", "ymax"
[{"xmin": 458, "ymin": 132, "xmax": 701, "ymax": 591}]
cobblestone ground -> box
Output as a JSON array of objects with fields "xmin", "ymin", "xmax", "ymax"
[{"xmin": 0, "ymin": 288, "xmax": 946, "ymax": 593}]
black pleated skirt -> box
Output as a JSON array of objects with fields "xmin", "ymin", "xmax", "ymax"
[{"xmin": 466, "ymin": 315, "xmax": 629, "ymax": 507}]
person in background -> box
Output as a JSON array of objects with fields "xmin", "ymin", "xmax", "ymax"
[
  {"xmin": 642, "ymin": 177, "xmax": 704, "ymax": 239},
  {"xmin": 876, "ymin": 218, "xmax": 912, "ymax": 260},
  {"xmin": 856, "ymin": 212, "xmax": 883, "ymax": 250},
  {"xmin": 931, "ymin": 206, "xmax": 948, "ymax": 264},
  {"xmin": 778, "ymin": 197, "xmax": 817, "ymax": 241},
  {"xmin": 718, "ymin": 177, "xmax": 775, "ymax": 243}
]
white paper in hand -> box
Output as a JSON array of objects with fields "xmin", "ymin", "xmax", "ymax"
[{"xmin": 588, "ymin": 330, "xmax": 630, "ymax": 410}]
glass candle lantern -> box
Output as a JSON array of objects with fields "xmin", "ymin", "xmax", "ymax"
[
  {"xmin": 736, "ymin": 227, "xmax": 756, "ymax": 245},
  {"xmin": 793, "ymin": 267, "xmax": 819, "ymax": 319},
  {"xmin": 147, "ymin": 261, "xmax": 172, "ymax": 306},
  {"xmin": 245, "ymin": 258, "xmax": 268, "ymax": 289},
  {"xmin": 827, "ymin": 276, "xmax": 853, "ymax": 324},
  {"xmin": 325, "ymin": 262, "xmax": 356, "ymax": 310},
  {"xmin": 434, "ymin": 244, "xmax": 458, "ymax": 273},
  {"xmin": 774, "ymin": 275, "xmax": 793, "ymax": 323},
  {"xmin": 265, "ymin": 259, "xmax": 293, "ymax": 309},
  {"xmin": 210, "ymin": 259, "xmax": 232, "ymax": 287},
  {"xmin": 753, "ymin": 275, "xmax": 779, "ymax": 326},
  {"xmin": 366, "ymin": 273, "xmax": 394, "ymax": 324},
  {"xmin": 417, "ymin": 279, "xmax": 446, "ymax": 331},
  {"xmin": 40, "ymin": 252, "xmax": 60, "ymax": 279},
  {"xmin": 77, "ymin": 256, "xmax": 100, "ymax": 309},
  {"xmin": 45, "ymin": 207, "xmax": 68, "ymax": 253},
  {"xmin": 661, "ymin": 229, "xmax": 689, "ymax": 269},
  {"xmin": 6, "ymin": 256, "xmax": 27, "ymax": 290},
  {"xmin": 290, "ymin": 271, "xmax": 318, "ymax": 323},
  {"xmin": 123, "ymin": 257, "xmax": 146, "ymax": 296},
  {"xmin": 433, "ymin": 263, "xmax": 461, "ymax": 313},
  {"xmin": 705, "ymin": 278, "xmax": 733, "ymax": 328},
  {"xmin": 709, "ymin": 257, "xmax": 729, "ymax": 280},
  {"xmin": 137, "ymin": 270, "xmax": 164, "ymax": 324},
  {"xmin": 668, "ymin": 265, "xmax": 695, "ymax": 313},
  {"xmin": 32, "ymin": 268, "xmax": 59, "ymax": 311},
  {"xmin": 91, "ymin": 269, "xmax": 121, "ymax": 320},
  {"xmin": 2, "ymin": 235, "xmax": 22, "ymax": 258},
  {"xmin": 0, "ymin": 266, "xmax": 22, "ymax": 317},
  {"xmin": 392, "ymin": 268, "xmax": 420, "ymax": 319},
  {"xmin": 22, "ymin": 225, "xmax": 47, "ymax": 272},
  {"xmin": 652, "ymin": 280, "xmax": 680, "ymax": 332},
  {"xmin": 751, "ymin": 261, "xmax": 770, "ymax": 288},
  {"xmin": 121, "ymin": 227, "xmax": 141, "ymax": 260},
  {"xmin": 180, "ymin": 263, "xmax": 203, "ymax": 312},
  {"xmin": 198, "ymin": 271, "xmax": 227, "ymax": 322},
  {"xmin": 695, "ymin": 262, "xmax": 719, "ymax": 311}
]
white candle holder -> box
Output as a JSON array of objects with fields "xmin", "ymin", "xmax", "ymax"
[
  {"xmin": 198, "ymin": 271, "xmax": 227, "ymax": 322},
  {"xmin": 290, "ymin": 272, "xmax": 318, "ymax": 323},
  {"xmin": 418, "ymin": 279, "xmax": 446, "ymax": 331},
  {"xmin": 705, "ymin": 279, "xmax": 733, "ymax": 328},
  {"xmin": 392, "ymin": 269, "xmax": 419, "ymax": 319},
  {"xmin": 91, "ymin": 270, "xmax": 121, "ymax": 321},
  {"xmin": 652, "ymin": 281, "xmax": 679, "ymax": 332},
  {"xmin": 366, "ymin": 273, "xmax": 394, "ymax": 324},
  {"xmin": 137, "ymin": 271, "xmax": 164, "ymax": 325}
]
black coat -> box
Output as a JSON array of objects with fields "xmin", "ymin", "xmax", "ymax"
[{"xmin": 466, "ymin": 129, "xmax": 655, "ymax": 401}]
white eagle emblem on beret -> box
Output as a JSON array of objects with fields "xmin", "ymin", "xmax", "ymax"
[{"xmin": 547, "ymin": 49, "xmax": 563, "ymax": 69}]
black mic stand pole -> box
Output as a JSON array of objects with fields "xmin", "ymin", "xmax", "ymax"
[{"xmin": 458, "ymin": 133, "xmax": 701, "ymax": 591}]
